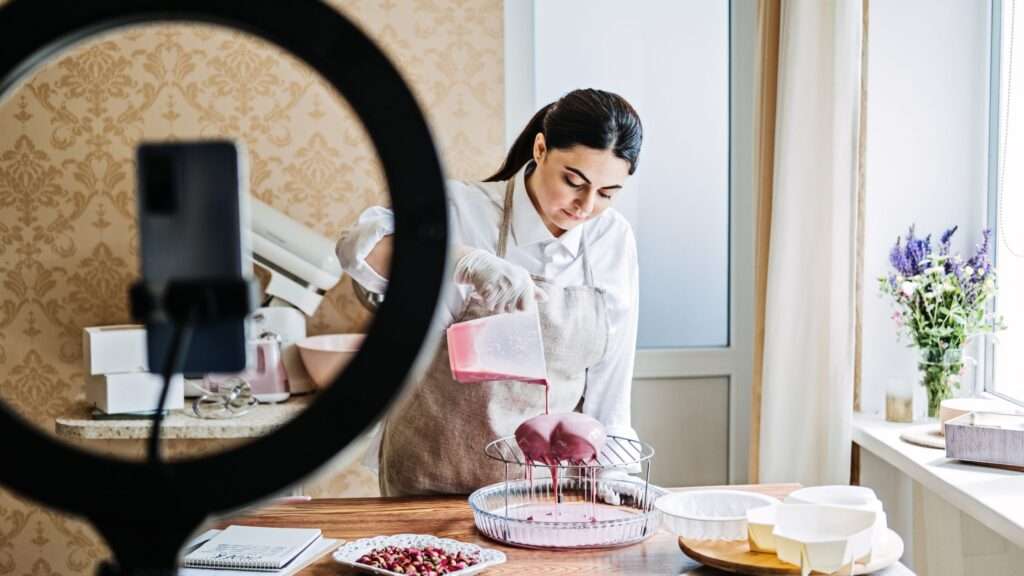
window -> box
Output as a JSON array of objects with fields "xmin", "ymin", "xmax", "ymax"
[
  {"xmin": 989, "ymin": 0, "xmax": 1024, "ymax": 404},
  {"xmin": 530, "ymin": 0, "xmax": 730, "ymax": 349},
  {"xmin": 506, "ymin": 0, "xmax": 754, "ymax": 483}
]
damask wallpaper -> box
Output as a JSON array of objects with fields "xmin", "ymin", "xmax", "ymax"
[{"xmin": 0, "ymin": 0, "xmax": 504, "ymax": 572}]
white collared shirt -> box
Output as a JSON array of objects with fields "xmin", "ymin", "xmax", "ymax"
[{"xmin": 336, "ymin": 167, "xmax": 639, "ymax": 442}]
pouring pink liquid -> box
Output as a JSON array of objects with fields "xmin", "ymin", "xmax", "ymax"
[
  {"xmin": 447, "ymin": 311, "xmax": 548, "ymax": 389},
  {"xmin": 515, "ymin": 412, "xmax": 607, "ymax": 516},
  {"xmin": 449, "ymin": 312, "xmax": 614, "ymax": 522}
]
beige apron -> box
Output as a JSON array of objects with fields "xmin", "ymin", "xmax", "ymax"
[{"xmin": 379, "ymin": 178, "xmax": 610, "ymax": 496}]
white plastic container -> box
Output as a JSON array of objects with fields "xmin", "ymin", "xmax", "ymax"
[
  {"xmin": 746, "ymin": 504, "xmax": 778, "ymax": 552},
  {"xmin": 447, "ymin": 311, "xmax": 547, "ymax": 383},
  {"xmin": 785, "ymin": 485, "xmax": 887, "ymax": 561},
  {"xmin": 655, "ymin": 489, "xmax": 779, "ymax": 541},
  {"xmin": 785, "ymin": 485, "xmax": 879, "ymax": 508},
  {"xmin": 773, "ymin": 503, "xmax": 876, "ymax": 575}
]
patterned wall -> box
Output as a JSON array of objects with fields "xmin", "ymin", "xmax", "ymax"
[{"xmin": 0, "ymin": 0, "xmax": 503, "ymax": 572}]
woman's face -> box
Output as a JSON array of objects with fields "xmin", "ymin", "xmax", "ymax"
[{"xmin": 527, "ymin": 133, "xmax": 631, "ymax": 237}]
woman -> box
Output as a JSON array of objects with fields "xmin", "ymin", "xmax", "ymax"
[{"xmin": 336, "ymin": 88, "xmax": 642, "ymax": 496}]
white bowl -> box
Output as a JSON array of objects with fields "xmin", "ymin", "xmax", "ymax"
[
  {"xmin": 785, "ymin": 485, "xmax": 888, "ymax": 560},
  {"xmin": 773, "ymin": 503, "xmax": 877, "ymax": 572},
  {"xmin": 656, "ymin": 489, "xmax": 779, "ymax": 541},
  {"xmin": 785, "ymin": 485, "xmax": 879, "ymax": 508},
  {"xmin": 746, "ymin": 504, "xmax": 778, "ymax": 552},
  {"xmin": 296, "ymin": 334, "xmax": 364, "ymax": 388}
]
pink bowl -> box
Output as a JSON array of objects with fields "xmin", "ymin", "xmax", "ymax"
[{"xmin": 296, "ymin": 334, "xmax": 364, "ymax": 389}]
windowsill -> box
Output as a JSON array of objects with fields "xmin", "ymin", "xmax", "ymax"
[
  {"xmin": 852, "ymin": 412, "xmax": 1024, "ymax": 549},
  {"xmin": 980, "ymin": 389, "xmax": 1024, "ymax": 411}
]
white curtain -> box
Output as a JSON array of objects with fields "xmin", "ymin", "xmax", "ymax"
[{"xmin": 759, "ymin": 0, "xmax": 863, "ymax": 485}]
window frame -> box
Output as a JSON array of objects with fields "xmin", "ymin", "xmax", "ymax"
[{"xmin": 985, "ymin": 0, "xmax": 1024, "ymax": 407}]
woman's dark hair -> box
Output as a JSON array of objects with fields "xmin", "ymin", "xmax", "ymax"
[{"xmin": 485, "ymin": 88, "xmax": 643, "ymax": 182}]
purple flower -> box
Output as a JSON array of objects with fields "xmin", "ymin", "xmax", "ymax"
[
  {"xmin": 966, "ymin": 229, "xmax": 993, "ymax": 279},
  {"xmin": 907, "ymin": 233, "xmax": 932, "ymax": 273},
  {"xmin": 948, "ymin": 256, "xmax": 964, "ymax": 282},
  {"xmin": 889, "ymin": 238, "xmax": 909, "ymax": 275},
  {"xmin": 886, "ymin": 225, "xmax": 994, "ymax": 292},
  {"xmin": 889, "ymin": 225, "xmax": 933, "ymax": 277},
  {"xmin": 883, "ymin": 225, "xmax": 1003, "ymax": 346},
  {"xmin": 940, "ymin": 227, "xmax": 958, "ymax": 244},
  {"xmin": 939, "ymin": 226, "xmax": 958, "ymax": 255}
]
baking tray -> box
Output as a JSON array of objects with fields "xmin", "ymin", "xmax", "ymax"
[{"xmin": 944, "ymin": 412, "xmax": 1024, "ymax": 468}]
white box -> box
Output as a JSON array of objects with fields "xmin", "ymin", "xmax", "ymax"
[
  {"xmin": 83, "ymin": 325, "xmax": 149, "ymax": 375},
  {"xmin": 85, "ymin": 372, "xmax": 184, "ymax": 414}
]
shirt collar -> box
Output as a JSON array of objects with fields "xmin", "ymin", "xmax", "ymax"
[{"xmin": 511, "ymin": 164, "xmax": 583, "ymax": 257}]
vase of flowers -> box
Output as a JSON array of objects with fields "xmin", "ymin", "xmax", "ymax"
[{"xmin": 879, "ymin": 226, "xmax": 1004, "ymax": 418}]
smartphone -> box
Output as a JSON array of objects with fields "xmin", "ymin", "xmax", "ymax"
[{"xmin": 136, "ymin": 141, "xmax": 250, "ymax": 374}]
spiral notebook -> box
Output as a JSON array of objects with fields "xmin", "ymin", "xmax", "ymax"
[{"xmin": 182, "ymin": 525, "xmax": 322, "ymax": 571}]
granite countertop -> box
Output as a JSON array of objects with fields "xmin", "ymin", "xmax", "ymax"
[{"xmin": 54, "ymin": 394, "xmax": 315, "ymax": 440}]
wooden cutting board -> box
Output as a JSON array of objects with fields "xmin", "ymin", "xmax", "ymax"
[{"xmin": 678, "ymin": 528, "xmax": 904, "ymax": 575}]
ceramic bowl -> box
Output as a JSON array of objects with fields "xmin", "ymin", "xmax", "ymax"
[{"xmin": 296, "ymin": 334, "xmax": 364, "ymax": 388}]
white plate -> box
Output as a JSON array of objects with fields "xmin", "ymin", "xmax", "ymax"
[
  {"xmin": 332, "ymin": 533, "xmax": 507, "ymax": 576},
  {"xmin": 678, "ymin": 528, "xmax": 904, "ymax": 575},
  {"xmin": 859, "ymin": 528, "xmax": 905, "ymax": 574}
]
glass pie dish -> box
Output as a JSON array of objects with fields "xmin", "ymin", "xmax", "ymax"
[{"xmin": 469, "ymin": 435, "xmax": 665, "ymax": 549}]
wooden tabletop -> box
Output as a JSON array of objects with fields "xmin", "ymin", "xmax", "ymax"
[{"xmin": 227, "ymin": 483, "xmax": 858, "ymax": 575}]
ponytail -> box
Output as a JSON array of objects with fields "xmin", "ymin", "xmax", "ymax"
[
  {"xmin": 485, "ymin": 89, "xmax": 643, "ymax": 182},
  {"xmin": 484, "ymin": 103, "xmax": 555, "ymax": 182}
]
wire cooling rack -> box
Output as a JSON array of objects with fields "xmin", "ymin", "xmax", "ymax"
[{"xmin": 484, "ymin": 435, "xmax": 654, "ymax": 470}]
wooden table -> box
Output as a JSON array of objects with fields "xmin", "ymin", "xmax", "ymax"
[{"xmin": 230, "ymin": 484, "xmax": 915, "ymax": 575}]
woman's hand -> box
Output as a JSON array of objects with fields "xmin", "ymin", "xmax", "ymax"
[
  {"xmin": 365, "ymin": 235, "xmax": 393, "ymax": 278},
  {"xmin": 335, "ymin": 207, "xmax": 393, "ymax": 293},
  {"xmin": 454, "ymin": 247, "xmax": 546, "ymax": 313}
]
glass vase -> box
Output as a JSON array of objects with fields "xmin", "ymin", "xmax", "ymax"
[{"xmin": 917, "ymin": 347, "xmax": 963, "ymax": 418}]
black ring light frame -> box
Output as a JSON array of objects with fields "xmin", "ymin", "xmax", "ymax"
[{"xmin": 0, "ymin": 1, "xmax": 448, "ymax": 573}]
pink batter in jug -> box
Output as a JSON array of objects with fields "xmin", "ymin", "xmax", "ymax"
[{"xmin": 447, "ymin": 310, "xmax": 548, "ymax": 385}]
